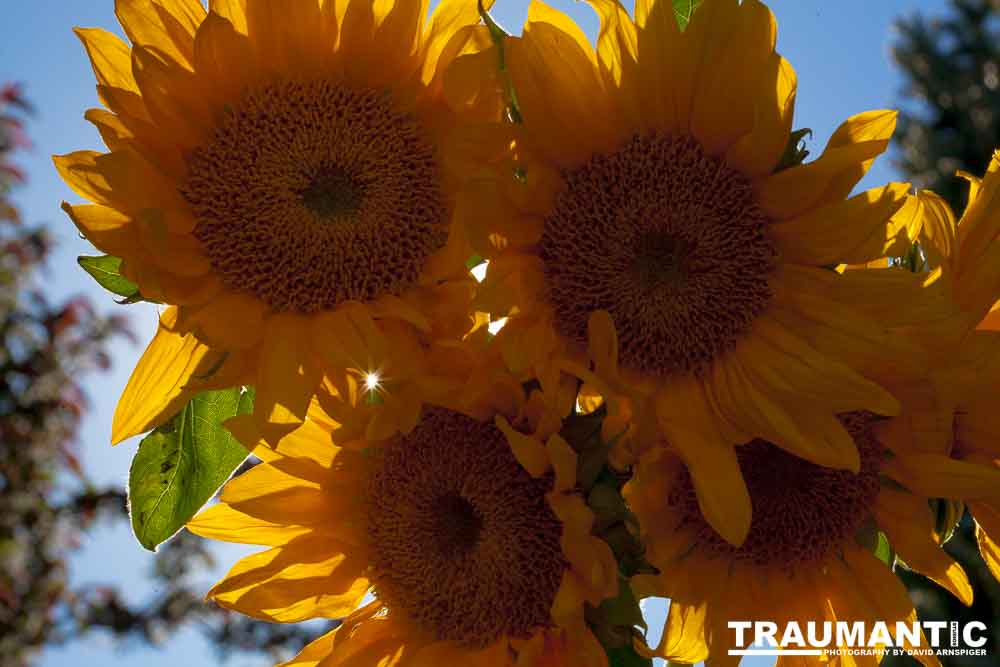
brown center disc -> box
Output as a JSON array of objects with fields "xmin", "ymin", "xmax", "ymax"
[
  {"xmin": 539, "ymin": 134, "xmax": 777, "ymax": 377},
  {"xmin": 366, "ymin": 409, "xmax": 568, "ymax": 646},
  {"xmin": 668, "ymin": 412, "xmax": 884, "ymax": 568},
  {"xmin": 183, "ymin": 80, "xmax": 448, "ymax": 314}
]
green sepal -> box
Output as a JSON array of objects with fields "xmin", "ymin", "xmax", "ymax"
[
  {"xmin": 465, "ymin": 253, "xmax": 484, "ymax": 270},
  {"xmin": 77, "ymin": 254, "xmax": 153, "ymax": 304},
  {"xmin": 875, "ymin": 530, "xmax": 896, "ymax": 567},
  {"xmin": 673, "ymin": 0, "xmax": 702, "ymax": 30},
  {"xmin": 857, "ymin": 517, "xmax": 896, "ymax": 566},
  {"xmin": 592, "ymin": 580, "xmax": 653, "ymax": 666},
  {"xmin": 600, "ymin": 578, "xmax": 648, "ymax": 632},
  {"xmin": 775, "ymin": 128, "xmax": 813, "ymax": 172}
]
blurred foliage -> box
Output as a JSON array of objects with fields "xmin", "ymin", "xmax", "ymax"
[
  {"xmin": 893, "ymin": 0, "xmax": 1000, "ymax": 212},
  {"xmin": 890, "ymin": 2, "xmax": 1000, "ymax": 664},
  {"xmin": 0, "ymin": 85, "xmax": 324, "ymax": 667}
]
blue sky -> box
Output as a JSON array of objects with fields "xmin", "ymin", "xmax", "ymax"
[{"xmin": 0, "ymin": 0, "xmax": 950, "ymax": 665}]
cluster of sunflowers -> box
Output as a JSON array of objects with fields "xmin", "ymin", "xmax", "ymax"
[{"xmin": 54, "ymin": 0, "xmax": 1000, "ymax": 664}]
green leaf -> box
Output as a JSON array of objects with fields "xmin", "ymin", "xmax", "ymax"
[
  {"xmin": 575, "ymin": 424, "xmax": 629, "ymax": 492},
  {"xmin": 128, "ymin": 387, "xmax": 255, "ymax": 551},
  {"xmin": 672, "ymin": 0, "xmax": 702, "ymax": 30},
  {"xmin": 589, "ymin": 482, "xmax": 631, "ymax": 527},
  {"xmin": 875, "ymin": 530, "xmax": 896, "ymax": 566},
  {"xmin": 77, "ymin": 254, "xmax": 144, "ymax": 302}
]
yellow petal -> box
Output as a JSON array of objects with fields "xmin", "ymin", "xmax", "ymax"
[
  {"xmin": 132, "ymin": 44, "xmax": 216, "ymax": 150},
  {"xmin": 85, "ymin": 105, "xmax": 188, "ymax": 179},
  {"xmin": 210, "ymin": 0, "xmax": 248, "ymax": 32},
  {"xmin": 875, "ymin": 487, "xmax": 973, "ymax": 606},
  {"xmin": 208, "ymin": 535, "xmax": 369, "ymax": 622},
  {"xmin": 191, "ymin": 291, "xmax": 268, "ymax": 349},
  {"xmin": 336, "ymin": 0, "xmax": 377, "ymax": 78},
  {"xmin": 658, "ymin": 600, "xmax": 711, "ymax": 663},
  {"xmin": 125, "ymin": 262, "xmax": 224, "ymax": 306},
  {"xmin": 840, "ymin": 547, "xmax": 932, "ymax": 664},
  {"xmin": 725, "ymin": 53, "xmax": 796, "ymax": 178},
  {"xmin": 915, "ymin": 190, "xmax": 956, "ymax": 270},
  {"xmin": 975, "ymin": 507, "xmax": 1000, "ymax": 582},
  {"xmin": 710, "ymin": 342, "xmax": 861, "ymax": 472},
  {"xmin": 562, "ymin": 623, "xmax": 610, "ymax": 667},
  {"xmin": 414, "ymin": 640, "xmax": 509, "ymax": 667},
  {"xmin": 673, "ymin": 0, "xmax": 742, "ymax": 133},
  {"xmin": 254, "ymin": 314, "xmax": 322, "ymax": 443},
  {"xmin": 739, "ymin": 309, "xmax": 900, "ymax": 417},
  {"xmin": 74, "ymin": 28, "xmax": 139, "ymax": 93},
  {"xmin": 508, "ymin": 2, "xmax": 618, "ymax": 167},
  {"xmin": 633, "ymin": 0, "xmax": 682, "ymax": 133},
  {"xmin": 422, "ymin": 0, "xmax": 489, "ymax": 82},
  {"xmin": 133, "ymin": 208, "xmax": 211, "ymax": 277},
  {"xmin": 54, "ymin": 148, "xmax": 191, "ymax": 229},
  {"xmin": 85, "ymin": 108, "xmax": 133, "ymax": 149},
  {"xmin": 312, "ymin": 306, "xmax": 386, "ymax": 373},
  {"xmin": 220, "ymin": 467, "xmax": 344, "ymax": 527},
  {"xmin": 53, "ymin": 151, "xmax": 115, "ymax": 207},
  {"xmin": 193, "ymin": 10, "xmax": 257, "ymax": 103},
  {"xmin": 547, "ymin": 434, "xmax": 578, "ymax": 492},
  {"xmin": 187, "ymin": 502, "xmax": 309, "ymax": 546},
  {"xmin": 585, "ymin": 0, "xmax": 638, "ymax": 89},
  {"xmin": 955, "ymin": 152, "xmax": 1000, "ymax": 265},
  {"xmin": 654, "ymin": 383, "xmax": 751, "ymax": 546},
  {"xmin": 690, "ymin": 0, "xmax": 776, "ymax": 155},
  {"xmin": 770, "ymin": 182, "xmax": 910, "ymax": 265},
  {"xmin": 828, "ymin": 108, "xmax": 898, "ymax": 149},
  {"xmin": 245, "ymin": 0, "xmax": 328, "ymax": 75},
  {"xmin": 228, "ymin": 412, "xmax": 340, "ymax": 473},
  {"xmin": 115, "ymin": 0, "xmax": 204, "ymax": 67},
  {"xmin": 496, "ymin": 415, "xmax": 550, "ymax": 477},
  {"xmin": 757, "ymin": 110, "xmax": 897, "ymax": 220},
  {"xmin": 371, "ymin": 0, "xmax": 426, "ymax": 73},
  {"xmin": 279, "ymin": 629, "xmax": 336, "ymax": 667},
  {"xmin": 112, "ymin": 306, "xmax": 211, "ymax": 444},
  {"xmin": 326, "ymin": 614, "xmax": 410, "ymax": 666},
  {"xmin": 61, "ymin": 202, "xmax": 143, "ymax": 259},
  {"xmin": 885, "ymin": 453, "xmax": 1000, "ymax": 503},
  {"xmin": 371, "ymin": 294, "xmax": 431, "ymax": 332},
  {"xmin": 550, "ymin": 570, "xmax": 590, "ymax": 627},
  {"xmin": 435, "ymin": 29, "xmax": 500, "ymax": 120},
  {"xmin": 766, "ymin": 297, "xmax": 924, "ymax": 391}
]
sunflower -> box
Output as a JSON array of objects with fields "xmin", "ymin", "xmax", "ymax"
[
  {"xmin": 904, "ymin": 153, "xmax": 1000, "ymax": 337},
  {"xmin": 55, "ymin": 0, "xmax": 501, "ymax": 444},
  {"xmin": 886, "ymin": 156, "xmax": 1000, "ymax": 585},
  {"xmin": 625, "ymin": 194, "xmax": 1000, "ymax": 664},
  {"xmin": 937, "ymin": 333, "xmax": 1000, "ymax": 583},
  {"xmin": 188, "ymin": 381, "xmax": 618, "ymax": 667},
  {"xmin": 463, "ymin": 0, "xmax": 925, "ymax": 545},
  {"xmin": 626, "ymin": 392, "xmax": 1000, "ymax": 666}
]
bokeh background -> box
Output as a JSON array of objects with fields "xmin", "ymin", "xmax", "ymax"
[{"xmin": 3, "ymin": 0, "xmax": 998, "ymax": 665}]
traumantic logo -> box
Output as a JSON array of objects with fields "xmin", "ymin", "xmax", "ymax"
[{"xmin": 728, "ymin": 621, "xmax": 989, "ymax": 658}]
